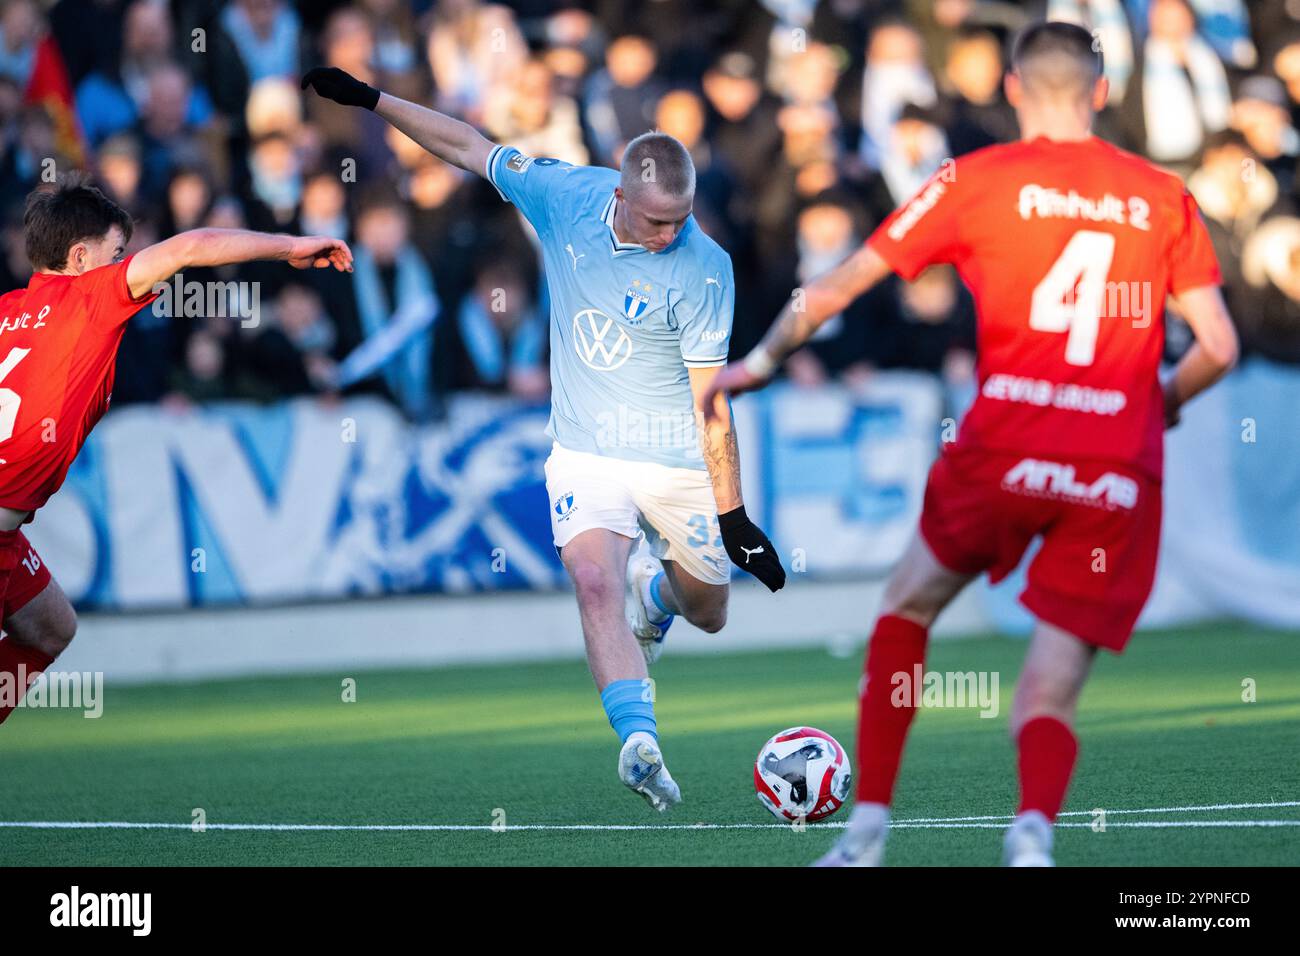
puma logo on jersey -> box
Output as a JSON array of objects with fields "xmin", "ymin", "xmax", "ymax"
[
  {"xmin": 741, "ymin": 545, "xmax": 765, "ymax": 562},
  {"xmin": 565, "ymin": 244, "xmax": 585, "ymax": 271},
  {"xmin": 1002, "ymin": 458, "xmax": 1138, "ymax": 510},
  {"xmin": 705, "ymin": 273, "xmax": 723, "ymax": 288}
]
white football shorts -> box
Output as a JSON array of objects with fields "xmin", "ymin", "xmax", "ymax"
[{"xmin": 544, "ymin": 442, "xmax": 730, "ymax": 586}]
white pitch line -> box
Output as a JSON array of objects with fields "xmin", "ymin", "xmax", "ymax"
[
  {"xmin": 1, "ymin": 798, "xmax": 1295, "ymax": 834},
  {"xmin": 893, "ymin": 799, "xmax": 1300, "ymax": 824},
  {"xmin": 0, "ymin": 821, "xmax": 1298, "ymax": 832}
]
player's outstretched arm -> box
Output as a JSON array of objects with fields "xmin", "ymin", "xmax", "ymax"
[
  {"xmin": 126, "ymin": 230, "xmax": 353, "ymax": 301},
  {"xmin": 301, "ymin": 67, "xmax": 495, "ymax": 178},
  {"xmin": 1163, "ymin": 285, "xmax": 1240, "ymax": 426},
  {"xmin": 690, "ymin": 365, "xmax": 785, "ymax": 593},
  {"xmin": 701, "ymin": 245, "xmax": 893, "ymax": 416}
]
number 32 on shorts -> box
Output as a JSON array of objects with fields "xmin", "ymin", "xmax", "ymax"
[{"xmin": 686, "ymin": 514, "xmax": 722, "ymax": 549}]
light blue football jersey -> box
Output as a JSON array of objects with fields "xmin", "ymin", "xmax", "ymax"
[{"xmin": 485, "ymin": 144, "xmax": 734, "ymax": 471}]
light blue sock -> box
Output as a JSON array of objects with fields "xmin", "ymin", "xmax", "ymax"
[
  {"xmin": 600, "ymin": 679, "xmax": 657, "ymax": 742},
  {"xmin": 648, "ymin": 571, "xmax": 672, "ymax": 621}
]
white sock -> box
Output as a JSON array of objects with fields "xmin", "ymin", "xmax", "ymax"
[
  {"xmin": 847, "ymin": 801, "xmax": 890, "ymax": 835},
  {"xmin": 640, "ymin": 569, "xmax": 669, "ymax": 623},
  {"xmin": 626, "ymin": 730, "xmax": 657, "ymax": 751}
]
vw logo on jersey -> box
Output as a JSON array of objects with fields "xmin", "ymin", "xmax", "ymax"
[
  {"xmin": 573, "ymin": 308, "xmax": 632, "ymax": 371},
  {"xmin": 623, "ymin": 279, "xmax": 651, "ymax": 323}
]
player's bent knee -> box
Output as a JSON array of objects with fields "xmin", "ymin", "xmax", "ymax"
[
  {"xmin": 568, "ymin": 561, "xmax": 619, "ymax": 611},
  {"xmin": 690, "ymin": 606, "xmax": 726, "ymax": 634},
  {"xmin": 1010, "ymin": 676, "xmax": 1077, "ymax": 739},
  {"xmin": 878, "ymin": 593, "xmax": 939, "ymax": 629},
  {"xmin": 56, "ymin": 611, "xmax": 77, "ymax": 651}
]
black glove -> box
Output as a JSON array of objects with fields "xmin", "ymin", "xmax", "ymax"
[
  {"xmin": 301, "ymin": 67, "xmax": 380, "ymax": 111},
  {"xmin": 719, "ymin": 505, "xmax": 786, "ymax": 592}
]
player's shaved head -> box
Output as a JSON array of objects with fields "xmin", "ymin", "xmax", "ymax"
[
  {"xmin": 620, "ymin": 131, "xmax": 696, "ymax": 201},
  {"xmin": 1011, "ymin": 21, "xmax": 1103, "ymax": 99}
]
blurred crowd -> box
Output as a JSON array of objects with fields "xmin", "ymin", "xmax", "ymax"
[{"xmin": 0, "ymin": 0, "xmax": 1297, "ymax": 419}]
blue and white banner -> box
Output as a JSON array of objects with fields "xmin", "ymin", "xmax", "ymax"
[
  {"xmin": 25, "ymin": 375, "xmax": 944, "ymax": 610},
  {"xmin": 24, "ymin": 362, "xmax": 1300, "ymax": 629}
]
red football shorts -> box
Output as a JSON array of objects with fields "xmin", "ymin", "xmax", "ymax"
[
  {"xmin": 919, "ymin": 446, "xmax": 1162, "ymax": 652},
  {"xmin": 1, "ymin": 531, "xmax": 51, "ymax": 623}
]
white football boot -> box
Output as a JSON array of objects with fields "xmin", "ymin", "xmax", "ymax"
[
  {"xmin": 618, "ymin": 733, "xmax": 681, "ymax": 813},
  {"xmin": 811, "ymin": 803, "xmax": 889, "ymax": 867},
  {"xmin": 1003, "ymin": 810, "xmax": 1055, "ymax": 866},
  {"xmin": 625, "ymin": 551, "xmax": 673, "ymax": 666}
]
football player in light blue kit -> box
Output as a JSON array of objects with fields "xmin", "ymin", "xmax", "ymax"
[{"xmin": 304, "ymin": 67, "xmax": 786, "ymax": 812}]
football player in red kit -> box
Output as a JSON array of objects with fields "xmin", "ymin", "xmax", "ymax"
[
  {"xmin": 704, "ymin": 22, "xmax": 1239, "ymax": 865},
  {"xmin": 0, "ymin": 175, "xmax": 352, "ymax": 727}
]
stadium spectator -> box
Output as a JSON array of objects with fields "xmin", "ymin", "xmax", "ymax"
[
  {"xmin": 403, "ymin": 155, "xmax": 482, "ymax": 309},
  {"xmin": 217, "ymin": 0, "xmax": 303, "ymax": 86},
  {"xmin": 583, "ymin": 34, "xmax": 664, "ymax": 169},
  {"xmin": 858, "ymin": 20, "xmax": 937, "ymax": 171},
  {"xmin": 426, "ymin": 0, "xmax": 528, "ymax": 125},
  {"xmin": 483, "ymin": 56, "xmax": 588, "ymax": 167},
  {"xmin": 75, "ymin": 0, "xmax": 215, "ymax": 149},
  {"xmin": 778, "ymin": 196, "xmax": 875, "ymax": 386},
  {"xmin": 0, "ymin": 0, "xmax": 84, "ymax": 167},
  {"xmin": 169, "ymin": 326, "xmax": 232, "ymax": 405},
  {"xmin": 877, "ymin": 263, "xmax": 977, "ymax": 379},
  {"xmin": 92, "ymin": 131, "xmax": 147, "ymax": 215},
  {"xmin": 244, "ymin": 282, "xmax": 340, "ymax": 399},
  {"xmin": 304, "ymin": 6, "xmax": 394, "ymax": 176},
  {"xmin": 241, "ymin": 130, "xmax": 301, "ymax": 231},
  {"xmin": 159, "ymin": 165, "xmax": 216, "ymax": 238},
  {"xmin": 1119, "ymin": 0, "xmax": 1231, "ymax": 170},
  {"xmin": 358, "ymin": 0, "xmax": 421, "ymax": 81},
  {"xmin": 135, "ymin": 61, "xmax": 211, "ymax": 205},
  {"xmin": 939, "ymin": 27, "xmax": 1018, "ymax": 155},
  {"xmin": 1229, "ymin": 75, "xmax": 1299, "ymax": 198},
  {"xmin": 245, "ymin": 76, "xmax": 304, "ymax": 143},
  {"xmin": 298, "ymin": 167, "xmax": 349, "ymax": 240},
  {"xmin": 654, "ymin": 88, "xmax": 734, "ymax": 238},
  {"xmin": 1238, "ymin": 215, "xmax": 1300, "ymax": 363},
  {"xmin": 1127, "ymin": 0, "xmax": 1257, "ymax": 69},
  {"xmin": 1046, "ymin": 0, "xmax": 1136, "ymax": 103},
  {"xmin": 701, "ymin": 51, "xmax": 781, "ymax": 200},
  {"xmin": 0, "ymin": 0, "xmax": 1285, "ymax": 422},
  {"xmin": 344, "ymin": 186, "xmax": 439, "ymax": 421},
  {"xmin": 0, "ymin": 104, "xmax": 59, "ymax": 211},
  {"xmin": 1189, "ymin": 132, "xmax": 1289, "ymax": 314},
  {"xmin": 878, "ymin": 103, "xmax": 952, "ymax": 207},
  {"xmin": 1273, "ymin": 36, "xmax": 1300, "ymax": 131},
  {"xmin": 444, "ymin": 261, "xmax": 548, "ymax": 399}
]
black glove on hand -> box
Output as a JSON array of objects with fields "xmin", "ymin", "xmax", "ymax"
[
  {"xmin": 718, "ymin": 505, "xmax": 786, "ymax": 592},
  {"xmin": 301, "ymin": 67, "xmax": 380, "ymax": 111}
]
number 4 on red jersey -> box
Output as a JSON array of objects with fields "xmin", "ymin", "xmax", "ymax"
[{"xmin": 867, "ymin": 135, "xmax": 1221, "ymax": 478}]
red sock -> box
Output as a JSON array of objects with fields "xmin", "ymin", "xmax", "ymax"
[
  {"xmin": 855, "ymin": 614, "xmax": 928, "ymax": 804},
  {"xmin": 1016, "ymin": 716, "xmax": 1079, "ymax": 821},
  {"xmin": 0, "ymin": 636, "xmax": 55, "ymax": 726}
]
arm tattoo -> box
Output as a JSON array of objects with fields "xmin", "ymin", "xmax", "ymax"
[
  {"xmin": 759, "ymin": 299, "xmax": 824, "ymax": 364},
  {"xmin": 696, "ymin": 403, "xmax": 742, "ymax": 512}
]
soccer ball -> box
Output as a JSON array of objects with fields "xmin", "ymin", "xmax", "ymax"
[{"xmin": 754, "ymin": 726, "xmax": 851, "ymax": 823}]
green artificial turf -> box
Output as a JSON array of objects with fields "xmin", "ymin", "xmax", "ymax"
[{"xmin": 1, "ymin": 623, "xmax": 1296, "ymax": 866}]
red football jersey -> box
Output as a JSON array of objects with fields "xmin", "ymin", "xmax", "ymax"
[
  {"xmin": 868, "ymin": 135, "xmax": 1221, "ymax": 479},
  {"xmin": 0, "ymin": 257, "xmax": 158, "ymax": 511}
]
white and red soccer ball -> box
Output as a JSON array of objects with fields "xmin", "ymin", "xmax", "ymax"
[{"xmin": 754, "ymin": 726, "xmax": 852, "ymax": 823}]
